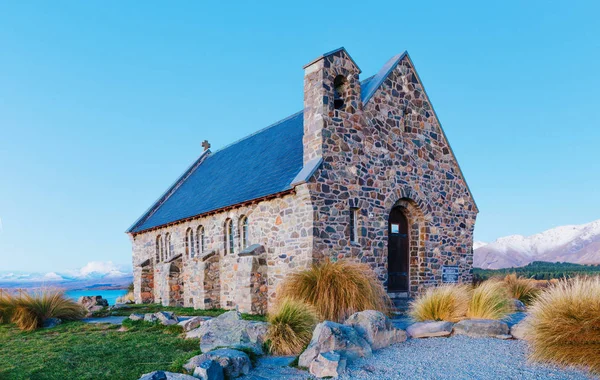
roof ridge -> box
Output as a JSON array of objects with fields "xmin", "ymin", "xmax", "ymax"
[{"xmin": 210, "ymin": 110, "xmax": 303, "ymax": 156}]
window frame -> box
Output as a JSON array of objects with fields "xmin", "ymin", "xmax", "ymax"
[
  {"xmin": 240, "ymin": 216, "xmax": 249, "ymax": 250},
  {"xmin": 185, "ymin": 227, "xmax": 194, "ymax": 258},
  {"xmin": 196, "ymin": 225, "xmax": 205, "ymax": 255},
  {"xmin": 224, "ymin": 219, "xmax": 234, "ymax": 255},
  {"xmin": 350, "ymin": 207, "xmax": 359, "ymax": 244}
]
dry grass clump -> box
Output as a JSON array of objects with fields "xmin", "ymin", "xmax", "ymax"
[
  {"xmin": 526, "ymin": 276, "xmax": 600, "ymax": 374},
  {"xmin": 466, "ymin": 280, "xmax": 511, "ymax": 320},
  {"xmin": 0, "ymin": 293, "xmax": 15, "ymax": 324},
  {"xmin": 266, "ymin": 298, "xmax": 318, "ymax": 355},
  {"xmin": 279, "ymin": 259, "xmax": 392, "ymax": 322},
  {"xmin": 11, "ymin": 289, "xmax": 87, "ymax": 331},
  {"xmin": 503, "ymin": 273, "xmax": 540, "ymax": 305},
  {"xmin": 409, "ymin": 285, "xmax": 471, "ymax": 322}
]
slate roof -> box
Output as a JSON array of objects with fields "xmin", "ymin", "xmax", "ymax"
[{"xmin": 127, "ymin": 50, "xmax": 420, "ymax": 234}]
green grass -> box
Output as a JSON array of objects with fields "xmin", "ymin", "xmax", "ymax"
[
  {"xmin": 110, "ymin": 304, "xmax": 266, "ymax": 321},
  {"xmin": 0, "ymin": 321, "xmax": 201, "ymax": 380}
]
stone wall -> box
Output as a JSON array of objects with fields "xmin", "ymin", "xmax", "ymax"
[
  {"xmin": 303, "ymin": 50, "xmax": 478, "ymax": 295},
  {"xmin": 130, "ymin": 184, "xmax": 314, "ymax": 310}
]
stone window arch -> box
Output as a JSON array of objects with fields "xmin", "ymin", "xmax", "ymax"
[
  {"xmin": 155, "ymin": 235, "xmax": 162, "ymax": 262},
  {"xmin": 185, "ymin": 227, "xmax": 195, "ymax": 258},
  {"xmin": 224, "ymin": 218, "xmax": 234, "ymax": 255},
  {"xmin": 196, "ymin": 225, "xmax": 205, "ymax": 255},
  {"xmin": 239, "ymin": 215, "xmax": 249, "ymax": 249},
  {"xmin": 333, "ymin": 75, "xmax": 348, "ymax": 110}
]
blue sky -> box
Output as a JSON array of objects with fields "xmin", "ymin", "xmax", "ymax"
[{"xmin": 1, "ymin": 1, "xmax": 598, "ymax": 272}]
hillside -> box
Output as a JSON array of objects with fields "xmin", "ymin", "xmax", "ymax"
[{"xmin": 474, "ymin": 219, "xmax": 600, "ymax": 269}]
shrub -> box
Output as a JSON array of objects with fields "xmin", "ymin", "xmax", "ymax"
[
  {"xmin": 266, "ymin": 298, "xmax": 318, "ymax": 355},
  {"xmin": 279, "ymin": 259, "xmax": 392, "ymax": 322},
  {"xmin": 0, "ymin": 292, "xmax": 15, "ymax": 324},
  {"xmin": 466, "ymin": 280, "xmax": 511, "ymax": 320},
  {"xmin": 502, "ymin": 273, "xmax": 540, "ymax": 305},
  {"xmin": 526, "ymin": 276, "xmax": 600, "ymax": 374},
  {"xmin": 409, "ymin": 284, "xmax": 471, "ymax": 322},
  {"xmin": 11, "ymin": 289, "xmax": 87, "ymax": 331}
]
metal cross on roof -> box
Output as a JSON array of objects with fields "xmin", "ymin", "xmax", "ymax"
[{"xmin": 202, "ymin": 140, "xmax": 211, "ymax": 151}]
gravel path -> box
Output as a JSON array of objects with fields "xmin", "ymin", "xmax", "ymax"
[{"xmin": 242, "ymin": 336, "xmax": 595, "ymax": 380}]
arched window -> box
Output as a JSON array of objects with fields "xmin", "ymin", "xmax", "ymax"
[
  {"xmin": 333, "ymin": 75, "xmax": 347, "ymax": 110},
  {"xmin": 196, "ymin": 225, "xmax": 205, "ymax": 255},
  {"xmin": 165, "ymin": 233, "xmax": 171, "ymax": 259},
  {"xmin": 159, "ymin": 236, "xmax": 164, "ymax": 262},
  {"xmin": 224, "ymin": 219, "xmax": 234, "ymax": 255},
  {"xmin": 240, "ymin": 216, "xmax": 249, "ymax": 249},
  {"xmin": 185, "ymin": 228, "xmax": 194, "ymax": 258},
  {"xmin": 156, "ymin": 235, "xmax": 162, "ymax": 262}
]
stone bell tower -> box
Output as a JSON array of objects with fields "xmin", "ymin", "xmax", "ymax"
[{"xmin": 302, "ymin": 47, "xmax": 363, "ymax": 165}]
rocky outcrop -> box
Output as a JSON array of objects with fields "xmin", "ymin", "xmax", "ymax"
[
  {"xmin": 453, "ymin": 319, "xmax": 509, "ymax": 338},
  {"xmin": 344, "ymin": 310, "xmax": 407, "ymax": 350},
  {"xmin": 299, "ymin": 321, "xmax": 372, "ymax": 371},
  {"xmin": 78, "ymin": 296, "xmax": 109, "ymax": 316},
  {"xmin": 144, "ymin": 313, "xmax": 158, "ymax": 323},
  {"xmin": 178, "ymin": 316, "xmax": 212, "ymax": 331},
  {"xmin": 309, "ymin": 352, "xmax": 347, "ymax": 378},
  {"xmin": 138, "ymin": 371, "xmax": 197, "ymax": 380},
  {"xmin": 129, "ymin": 313, "xmax": 145, "ymax": 321},
  {"xmin": 510, "ymin": 318, "xmax": 531, "ymax": 340},
  {"xmin": 406, "ymin": 321, "xmax": 454, "ymax": 338},
  {"xmin": 184, "ymin": 349, "xmax": 250, "ymax": 378},
  {"xmin": 192, "ymin": 359, "xmax": 224, "ymax": 380},
  {"xmin": 185, "ymin": 311, "xmax": 268, "ymax": 354},
  {"xmin": 154, "ymin": 311, "xmax": 178, "ymax": 325}
]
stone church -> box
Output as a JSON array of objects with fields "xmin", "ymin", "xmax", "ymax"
[{"xmin": 127, "ymin": 48, "xmax": 478, "ymax": 314}]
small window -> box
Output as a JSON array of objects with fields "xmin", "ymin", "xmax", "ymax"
[
  {"xmin": 240, "ymin": 216, "xmax": 249, "ymax": 249},
  {"xmin": 391, "ymin": 224, "xmax": 400, "ymax": 234},
  {"xmin": 159, "ymin": 236, "xmax": 164, "ymax": 262},
  {"xmin": 185, "ymin": 228, "xmax": 194, "ymax": 258},
  {"xmin": 196, "ymin": 225, "xmax": 205, "ymax": 255},
  {"xmin": 224, "ymin": 219, "xmax": 234, "ymax": 255},
  {"xmin": 155, "ymin": 235, "xmax": 162, "ymax": 262},
  {"xmin": 350, "ymin": 208, "xmax": 359, "ymax": 243},
  {"xmin": 165, "ymin": 233, "xmax": 171, "ymax": 259},
  {"xmin": 333, "ymin": 75, "xmax": 347, "ymax": 110}
]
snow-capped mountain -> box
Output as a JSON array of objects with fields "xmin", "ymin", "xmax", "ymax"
[
  {"xmin": 474, "ymin": 219, "xmax": 600, "ymax": 269},
  {"xmin": 0, "ymin": 261, "xmax": 132, "ymax": 289}
]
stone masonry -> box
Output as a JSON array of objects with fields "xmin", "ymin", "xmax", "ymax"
[{"xmin": 129, "ymin": 48, "xmax": 477, "ymax": 312}]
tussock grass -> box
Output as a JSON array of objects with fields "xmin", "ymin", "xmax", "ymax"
[
  {"xmin": 526, "ymin": 276, "xmax": 600, "ymax": 374},
  {"xmin": 502, "ymin": 273, "xmax": 540, "ymax": 305},
  {"xmin": 467, "ymin": 280, "xmax": 511, "ymax": 320},
  {"xmin": 266, "ymin": 298, "xmax": 317, "ymax": 355},
  {"xmin": 279, "ymin": 259, "xmax": 392, "ymax": 322},
  {"xmin": 11, "ymin": 289, "xmax": 87, "ymax": 331},
  {"xmin": 0, "ymin": 293, "xmax": 15, "ymax": 324},
  {"xmin": 409, "ymin": 285, "xmax": 471, "ymax": 322}
]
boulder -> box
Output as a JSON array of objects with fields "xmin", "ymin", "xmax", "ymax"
[
  {"xmin": 453, "ymin": 319, "xmax": 509, "ymax": 338},
  {"xmin": 178, "ymin": 316, "xmax": 212, "ymax": 331},
  {"xmin": 406, "ymin": 321, "xmax": 454, "ymax": 338},
  {"xmin": 144, "ymin": 313, "xmax": 158, "ymax": 323},
  {"xmin": 192, "ymin": 359, "xmax": 224, "ymax": 380},
  {"xmin": 184, "ymin": 349, "xmax": 250, "ymax": 378},
  {"xmin": 298, "ymin": 321, "xmax": 372, "ymax": 369},
  {"xmin": 154, "ymin": 311, "xmax": 179, "ymax": 325},
  {"xmin": 512, "ymin": 299, "xmax": 527, "ymax": 312},
  {"xmin": 344, "ymin": 310, "xmax": 407, "ymax": 350},
  {"xmin": 129, "ymin": 313, "xmax": 145, "ymax": 321},
  {"xmin": 185, "ymin": 310, "xmax": 268, "ymax": 354},
  {"xmin": 77, "ymin": 296, "xmax": 109, "ymax": 316},
  {"xmin": 42, "ymin": 318, "xmax": 62, "ymax": 328},
  {"xmin": 138, "ymin": 371, "xmax": 197, "ymax": 380},
  {"xmin": 510, "ymin": 318, "xmax": 531, "ymax": 340},
  {"xmin": 309, "ymin": 352, "xmax": 347, "ymax": 378}
]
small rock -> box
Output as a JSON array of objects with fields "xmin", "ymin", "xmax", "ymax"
[
  {"xmin": 129, "ymin": 313, "xmax": 145, "ymax": 321},
  {"xmin": 309, "ymin": 351, "xmax": 346, "ymax": 378},
  {"xmin": 42, "ymin": 318, "xmax": 62, "ymax": 328},
  {"xmin": 344, "ymin": 310, "xmax": 407, "ymax": 350},
  {"xmin": 184, "ymin": 348, "xmax": 250, "ymax": 378},
  {"xmin": 192, "ymin": 359, "xmax": 224, "ymax": 380},
  {"xmin": 155, "ymin": 311, "xmax": 178, "ymax": 325},
  {"xmin": 138, "ymin": 370, "xmax": 197, "ymax": 380},
  {"xmin": 118, "ymin": 326, "xmax": 128, "ymax": 332},
  {"xmin": 453, "ymin": 319, "xmax": 509, "ymax": 338},
  {"xmin": 496, "ymin": 334, "xmax": 513, "ymax": 340},
  {"xmin": 178, "ymin": 316, "xmax": 211, "ymax": 331},
  {"xmin": 510, "ymin": 318, "xmax": 531, "ymax": 340},
  {"xmin": 512, "ymin": 299, "xmax": 527, "ymax": 312},
  {"xmin": 298, "ymin": 321, "xmax": 372, "ymax": 369},
  {"xmin": 406, "ymin": 321, "xmax": 454, "ymax": 338},
  {"xmin": 144, "ymin": 313, "xmax": 158, "ymax": 323}
]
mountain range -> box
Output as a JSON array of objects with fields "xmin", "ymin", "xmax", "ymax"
[{"xmin": 474, "ymin": 219, "xmax": 600, "ymax": 269}]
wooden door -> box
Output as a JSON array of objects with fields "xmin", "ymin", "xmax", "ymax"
[{"xmin": 388, "ymin": 207, "xmax": 409, "ymax": 292}]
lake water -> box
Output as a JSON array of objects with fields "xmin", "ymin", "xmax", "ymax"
[{"xmin": 66, "ymin": 289, "xmax": 128, "ymax": 305}]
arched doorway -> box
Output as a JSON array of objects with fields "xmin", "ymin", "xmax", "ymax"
[{"xmin": 388, "ymin": 207, "xmax": 409, "ymax": 292}]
